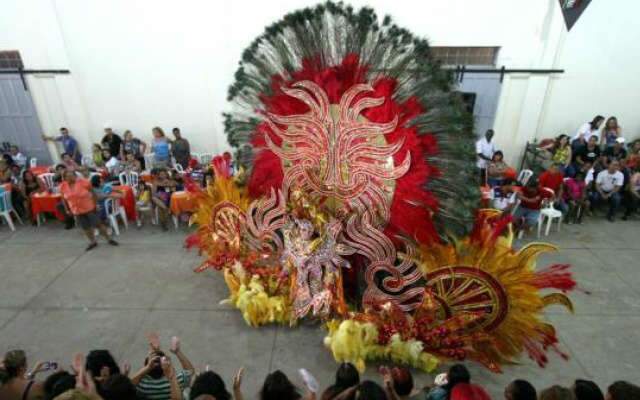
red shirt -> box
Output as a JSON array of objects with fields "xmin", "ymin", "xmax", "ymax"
[
  {"xmin": 539, "ymin": 170, "xmax": 564, "ymax": 193},
  {"xmin": 519, "ymin": 186, "xmax": 551, "ymax": 210},
  {"xmin": 59, "ymin": 178, "xmax": 95, "ymax": 215}
]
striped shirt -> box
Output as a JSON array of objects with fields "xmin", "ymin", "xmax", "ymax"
[{"xmin": 136, "ymin": 370, "xmax": 191, "ymax": 400}]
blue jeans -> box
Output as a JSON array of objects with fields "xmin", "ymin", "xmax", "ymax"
[
  {"xmin": 514, "ymin": 207, "xmax": 540, "ymax": 228},
  {"xmin": 589, "ymin": 191, "xmax": 621, "ymax": 218}
]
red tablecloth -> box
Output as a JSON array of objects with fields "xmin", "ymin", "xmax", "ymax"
[
  {"xmin": 30, "ymin": 192, "xmax": 66, "ymax": 221},
  {"xmin": 170, "ymin": 191, "xmax": 197, "ymax": 215},
  {"xmin": 30, "ymin": 166, "xmax": 52, "ymax": 176},
  {"xmin": 113, "ymin": 185, "xmax": 137, "ymax": 221}
]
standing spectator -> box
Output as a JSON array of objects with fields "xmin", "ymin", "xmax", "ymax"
[
  {"xmin": 152, "ymin": 127, "xmax": 171, "ymax": 168},
  {"xmin": 551, "ymin": 135, "xmax": 572, "ymax": 175},
  {"xmin": 603, "ymin": 137, "xmax": 627, "ymax": 167},
  {"xmin": 476, "ymin": 129, "xmax": 496, "ymax": 184},
  {"xmin": 190, "ymin": 371, "xmax": 232, "ymax": 400},
  {"xmin": 258, "ymin": 370, "xmax": 306, "ymax": 400},
  {"xmin": 539, "ymin": 162, "xmax": 567, "ymax": 213},
  {"xmin": 171, "ymin": 127, "xmax": 191, "ymax": 169},
  {"xmin": 600, "ymin": 116, "xmax": 622, "ymax": 147},
  {"xmin": 120, "ymin": 130, "xmax": 147, "ymax": 168},
  {"xmin": 101, "ymin": 126, "xmax": 123, "ymax": 160},
  {"xmin": 623, "ymin": 165, "xmax": 640, "ymax": 220},
  {"xmin": 9, "ymin": 145, "xmax": 27, "ymax": 168},
  {"xmin": 572, "ymin": 379, "xmax": 604, "ymax": 400},
  {"xmin": 590, "ymin": 160, "xmax": 624, "ymax": 221},
  {"xmin": 101, "ymin": 374, "xmax": 138, "ymax": 400},
  {"xmin": 426, "ymin": 364, "xmax": 471, "ymax": 400},
  {"xmin": 43, "ymin": 127, "xmax": 82, "ymax": 164},
  {"xmin": 606, "ymin": 381, "xmax": 640, "ymax": 400},
  {"xmin": 450, "ymin": 383, "xmax": 491, "ymax": 400},
  {"xmin": 572, "ymin": 115, "xmax": 604, "ymax": 150},
  {"xmin": 0, "ymin": 349, "xmax": 46, "ymax": 400},
  {"xmin": 381, "ymin": 366, "xmax": 425, "ymax": 400},
  {"xmin": 504, "ymin": 379, "xmax": 537, "ymax": 400},
  {"xmin": 563, "ymin": 171, "xmax": 589, "ymax": 224},
  {"xmin": 59, "ymin": 170, "xmax": 118, "ymax": 250},
  {"xmin": 321, "ymin": 362, "xmax": 360, "ymax": 400},
  {"xmin": 487, "ymin": 151, "xmax": 509, "ymax": 187}
]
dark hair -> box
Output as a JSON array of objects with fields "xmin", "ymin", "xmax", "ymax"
[
  {"xmin": 391, "ymin": 367, "xmax": 413, "ymax": 396},
  {"xmin": 190, "ymin": 371, "xmax": 231, "ymax": 400},
  {"xmin": 335, "ymin": 363, "xmax": 360, "ymax": 390},
  {"xmin": 607, "ymin": 381, "xmax": 640, "ymax": 400},
  {"xmin": 55, "ymin": 164, "xmax": 67, "ymax": 171},
  {"xmin": 260, "ymin": 370, "xmax": 301, "ymax": 400},
  {"xmin": 508, "ymin": 380, "xmax": 537, "ymax": 400},
  {"xmin": 60, "ymin": 127, "xmax": 68, "ymax": 132},
  {"xmin": 604, "ymin": 116, "xmax": 618, "ymax": 130},
  {"xmin": 492, "ymin": 150, "xmax": 504, "ymax": 161},
  {"xmin": 90, "ymin": 174, "xmax": 102, "ymax": 188},
  {"xmin": 44, "ymin": 371, "xmax": 76, "ymax": 400},
  {"xmin": 144, "ymin": 350, "xmax": 165, "ymax": 380},
  {"xmin": 173, "ymin": 127, "xmax": 180, "ymax": 133},
  {"xmin": 61, "ymin": 152, "xmax": 71, "ymax": 158},
  {"xmin": 575, "ymin": 171, "xmax": 586, "ymax": 180},
  {"xmin": 0, "ymin": 350, "xmax": 26, "ymax": 381},
  {"xmin": 22, "ymin": 169, "xmax": 35, "ymax": 182},
  {"xmin": 356, "ymin": 381, "xmax": 387, "ymax": 400},
  {"xmin": 444, "ymin": 364, "xmax": 470, "ymax": 395},
  {"xmin": 101, "ymin": 374, "xmax": 137, "ymax": 400},
  {"xmin": 556, "ymin": 134, "xmax": 569, "ymax": 147},
  {"xmin": 574, "ymin": 380, "xmax": 603, "ymax": 400},
  {"xmin": 590, "ymin": 115, "xmax": 604, "ymax": 129},
  {"xmin": 85, "ymin": 350, "xmax": 120, "ymax": 380}
]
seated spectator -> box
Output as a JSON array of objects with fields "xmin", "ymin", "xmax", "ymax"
[
  {"xmin": 0, "ymin": 159, "xmax": 11, "ymax": 183},
  {"xmin": 0, "ymin": 349, "xmax": 45, "ymax": 400},
  {"xmin": 356, "ymin": 381, "xmax": 387, "ymax": 400},
  {"xmin": 603, "ymin": 137, "xmax": 627, "ymax": 168},
  {"xmin": 92, "ymin": 144, "xmax": 105, "ymax": 168},
  {"xmin": 450, "ymin": 383, "xmax": 490, "ymax": 400},
  {"xmin": 551, "ymin": 134, "xmax": 572, "ymax": 175},
  {"xmin": 572, "ymin": 136, "xmax": 603, "ymax": 177},
  {"xmin": 190, "ymin": 370, "xmax": 231, "ymax": 400},
  {"xmin": 491, "ymin": 179, "xmax": 518, "ymax": 213},
  {"xmin": 539, "ymin": 385, "xmax": 574, "ymax": 400},
  {"xmin": 131, "ymin": 334, "xmax": 194, "ymax": 400},
  {"xmin": 589, "ymin": 160, "xmax": 625, "ymax": 221},
  {"xmin": 103, "ymin": 149, "xmax": 121, "ymax": 176},
  {"xmin": 9, "ymin": 145, "xmax": 27, "ymax": 168},
  {"xmin": 136, "ymin": 181, "xmax": 153, "ymax": 227},
  {"xmin": 61, "ymin": 153, "xmax": 80, "ymax": 171},
  {"xmin": 101, "ymin": 374, "xmax": 138, "ymax": 400},
  {"xmin": 487, "ymin": 151, "xmax": 509, "ymax": 187},
  {"xmin": 321, "ymin": 362, "xmax": 360, "ymax": 400},
  {"xmin": 151, "ymin": 168, "xmax": 177, "ymax": 231},
  {"xmin": 426, "ymin": 364, "xmax": 470, "ymax": 400},
  {"xmin": 563, "ymin": 171, "xmax": 589, "ymax": 224},
  {"xmin": 601, "ymin": 116, "xmax": 622, "ymax": 147},
  {"xmin": 625, "ymin": 140, "xmax": 640, "ymax": 169},
  {"xmin": 504, "ymin": 379, "xmax": 536, "ymax": 400},
  {"xmin": 623, "ymin": 165, "xmax": 640, "ymax": 220},
  {"xmin": 514, "ymin": 179, "xmax": 547, "ymax": 234},
  {"xmin": 573, "ymin": 379, "xmax": 604, "ymax": 400},
  {"xmin": 122, "ymin": 151, "xmax": 143, "ymax": 174},
  {"xmin": 606, "ymin": 381, "xmax": 640, "ymax": 400},
  {"xmin": 539, "ymin": 162, "xmax": 567, "ymax": 213}
]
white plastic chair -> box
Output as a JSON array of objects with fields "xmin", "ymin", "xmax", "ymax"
[
  {"xmin": 537, "ymin": 187, "xmax": 562, "ymax": 237},
  {"xmin": 199, "ymin": 153, "xmax": 214, "ymax": 166},
  {"xmin": 174, "ymin": 163, "xmax": 185, "ymax": 174},
  {"xmin": 104, "ymin": 197, "xmax": 128, "ymax": 235},
  {"xmin": 144, "ymin": 153, "xmax": 155, "ymax": 171},
  {"xmin": 118, "ymin": 171, "xmax": 130, "ymax": 186},
  {"xmin": 0, "ymin": 189, "xmax": 23, "ymax": 231},
  {"xmin": 29, "ymin": 158, "xmax": 37, "ymax": 168},
  {"xmin": 81, "ymin": 155, "xmax": 94, "ymax": 167},
  {"xmin": 517, "ymin": 169, "xmax": 534, "ymax": 186},
  {"xmin": 39, "ymin": 173, "xmax": 56, "ymax": 191}
]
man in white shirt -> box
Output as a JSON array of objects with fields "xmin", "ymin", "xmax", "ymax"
[
  {"xmin": 591, "ymin": 160, "xmax": 624, "ymax": 221},
  {"xmin": 476, "ymin": 129, "xmax": 496, "ymax": 184},
  {"xmin": 10, "ymin": 145, "xmax": 27, "ymax": 168}
]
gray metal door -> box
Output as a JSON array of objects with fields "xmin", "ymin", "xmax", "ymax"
[
  {"xmin": 0, "ymin": 74, "xmax": 51, "ymax": 164},
  {"xmin": 456, "ymin": 71, "xmax": 502, "ymax": 136}
]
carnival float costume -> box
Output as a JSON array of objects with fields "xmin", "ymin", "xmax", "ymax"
[{"xmin": 186, "ymin": 2, "xmax": 576, "ymax": 373}]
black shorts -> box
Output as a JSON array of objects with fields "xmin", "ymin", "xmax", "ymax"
[{"xmin": 76, "ymin": 211, "xmax": 100, "ymax": 230}]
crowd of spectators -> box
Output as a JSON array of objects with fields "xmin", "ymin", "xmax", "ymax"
[{"xmin": 2, "ymin": 337, "xmax": 639, "ymax": 400}]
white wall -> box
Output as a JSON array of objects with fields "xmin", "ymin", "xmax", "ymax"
[{"xmin": 4, "ymin": 0, "xmax": 634, "ymax": 167}]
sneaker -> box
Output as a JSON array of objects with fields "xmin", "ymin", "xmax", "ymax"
[
  {"xmin": 86, "ymin": 242, "xmax": 98, "ymax": 251},
  {"xmin": 108, "ymin": 239, "xmax": 119, "ymax": 246}
]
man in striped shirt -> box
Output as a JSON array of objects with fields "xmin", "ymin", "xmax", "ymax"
[{"xmin": 132, "ymin": 334, "xmax": 195, "ymax": 400}]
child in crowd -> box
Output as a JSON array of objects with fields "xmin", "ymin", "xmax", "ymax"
[
  {"xmin": 151, "ymin": 168, "xmax": 177, "ymax": 231},
  {"xmin": 122, "ymin": 151, "xmax": 143, "ymax": 174},
  {"xmin": 90, "ymin": 175, "xmax": 122, "ymax": 222},
  {"xmin": 103, "ymin": 149, "xmax": 121, "ymax": 176},
  {"xmin": 61, "ymin": 152, "xmax": 80, "ymax": 172},
  {"xmin": 491, "ymin": 179, "xmax": 517, "ymax": 214},
  {"xmin": 563, "ymin": 171, "xmax": 588, "ymax": 224},
  {"xmin": 135, "ymin": 180, "xmax": 153, "ymax": 227}
]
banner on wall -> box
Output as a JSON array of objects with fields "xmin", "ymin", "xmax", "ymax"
[{"xmin": 559, "ymin": 0, "xmax": 592, "ymax": 31}]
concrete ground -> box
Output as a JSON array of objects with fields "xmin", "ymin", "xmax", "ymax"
[{"xmin": 0, "ymin": 217, "xmax": 639, "ymax": 397}]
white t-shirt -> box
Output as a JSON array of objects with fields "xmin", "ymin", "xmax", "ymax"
[
  {"xmin": 105, "ymin": 156, "xmax": 120, "ymax": 174},
  {"xmin": 596, "ymin": 170, "xmax": 624, "ymax": 192},
  {"xmin": 476, "ymin": 137, "xmax": 496, "ymax": 168},
  {"xmin": 12, "ymin": 152, "xmax": 27, "ymax": 167},
  {"xmin": 573, "ymin": 122, "xmax": 599, "ymax": 142}
]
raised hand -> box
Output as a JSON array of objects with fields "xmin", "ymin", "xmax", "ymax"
[
  {"xmin": 169, "ymin": 336, "xmax": 180, "ymax": 354},
  {"xmin": 160, "ymin": 356, "xmax": 175, "ymax": 379},
  {"xmin": 121, "ymin": 362, "xmax": 131, "ymax": 377},
  {"xmin": 233, "ymin": 367, "xmax": 244, "ymax": 391},
  {"xmin": 146, "ymin": 332, "xmax": 161, "ymax": 351}
]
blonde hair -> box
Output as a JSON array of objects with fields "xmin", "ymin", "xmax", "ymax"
[{"xmin": 152, "ymin": 127, "xmax": 165, "ymax": 137}]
